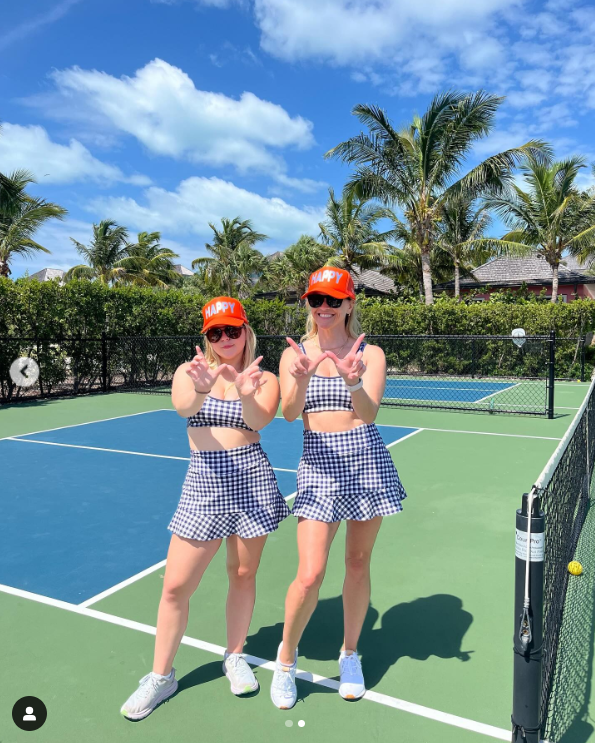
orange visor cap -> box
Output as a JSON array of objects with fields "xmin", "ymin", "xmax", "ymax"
[
  {"xmin": 301, "ymin": 267, "xmax": 355, "ymax": 300},
  {"xmin": 201, "ymin": 296, "xmax": 249, "ymax": 333}
]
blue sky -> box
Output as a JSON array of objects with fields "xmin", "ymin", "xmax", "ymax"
[{"xmin": 2, "ymin": 0, "xmax": 595, "ymax": 278}]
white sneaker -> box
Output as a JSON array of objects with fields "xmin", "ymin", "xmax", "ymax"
[
  {"xmin": 270, "ymin": 642, "xmax": 298, "ymax": 710},
  {"xmin": 339, "ymin": 651, "xmax": 366, "ymax": 700},
  {"xmin": 222, "ymin": 652, "xmax": 259, "ymax": 695},
  {"xmin": 120, "ymin": 669, "xmax": 178, "ymax": 720}
]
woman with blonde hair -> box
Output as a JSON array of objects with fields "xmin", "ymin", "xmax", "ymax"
[
  {"xmin": 270, "ymin": 267, "xmax": 407, "ymax": 709},
  {"xmin": 121, "ymin": 296, "xmax": 290, "ymax": 720}
]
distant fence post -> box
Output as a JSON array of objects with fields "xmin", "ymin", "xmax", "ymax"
[
  {"xmin": 581, "ymin": 336, "xmax": 586, "ymax": 383},
  {"xmin": 547, "ymin": 330, "xmax": 555, "ymax": 419},
  {"xmin": 512, "ymin": 492, "xmax": 544, "ymax": 743},
  {"xmin": 101, "ymin": 331, "xmax": 107, "ymax": 393}
]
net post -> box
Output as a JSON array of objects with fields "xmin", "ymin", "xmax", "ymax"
[
  {"xmin": 512, "ymin": 492, "xmax": 544, "ymax": 743},
  {"xmin": 581, "ymin": 336, "xmax": 586, "ymax": 383},
  {"xmin": 547, "ymin": 330, "xmax": 555, "ymax": 419}
]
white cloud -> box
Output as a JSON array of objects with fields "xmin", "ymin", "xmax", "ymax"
[
  {"xmin": 0, "ymin": 0, "xmax": 82, "ymax": 52},
  {"xmin": 0, "ymin": 123, "xmax": 151, "ymax": 186},
  {"xmin": 87, "ymin": 176, "xmax": 325, "ymax": 248},
  {"xmin": 39, "ymin": 59, "xmax": 318, "ymax": 190},
  {"xmin": 253, "ymin": 0, "xmax": 521, "ymax": 65}
]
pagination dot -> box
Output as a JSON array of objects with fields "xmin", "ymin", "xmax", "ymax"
[
  {"xmin": 285, "ymin": 720, "xmax": 293, "ymax": 727},
  {"xmin": 298, "ymin": 720, "xmax": 306, "ymax": 727}
]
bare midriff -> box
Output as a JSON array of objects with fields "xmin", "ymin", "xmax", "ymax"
[{"xmin": 303, "ymin": 409, "xmax": 366, "ymax": 433}]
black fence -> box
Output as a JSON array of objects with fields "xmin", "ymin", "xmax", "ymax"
[
  {"xmin": 0, "ymin": 331, "xmax": 586, "ymax": 415},
  {"xmin": 512, "ymin": 374, "xmax": 595, "ymax": 742}
]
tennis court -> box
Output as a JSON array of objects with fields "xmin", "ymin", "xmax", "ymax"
[{"xmin": 0, "ymin": 381, "xmax": 592, "ymax": 742}]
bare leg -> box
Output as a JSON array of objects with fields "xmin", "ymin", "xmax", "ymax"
[
  {"xmin": 153, "ymin": 534, "xmax": 222, "ymax": 675},
  {"xmin": 279, "ymin": 517, "xmax": 341, "ymax": 665},
  {"xmin": 342, "ymin": 516, "xmax": 383, "ymax": 653},
  {"xmin": 225, "ymin": 534, "xmax": 268, "ymax": 654}
]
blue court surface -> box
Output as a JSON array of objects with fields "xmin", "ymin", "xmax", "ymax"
[
  {"xmin": 0, "ymin": 411, "xmax": 417, "ymax": 605},
  {"xmin": 385, "ymin": 377, "xmax": 518, "ymax": 402}
]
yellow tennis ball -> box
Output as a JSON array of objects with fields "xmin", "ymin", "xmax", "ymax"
[{"xmin": 568, "ymin": 561, "xmax": 583, "ymax": 576}]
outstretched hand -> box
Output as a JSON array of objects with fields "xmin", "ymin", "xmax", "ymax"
[
  {"xmin": 185, "ymin": 345, "xmax": 227, "ymax": 391},
  {"xmin": 285, "ymin": 337, "xmax": 328, "ymax": 380},
  {"xmin": 325, "ymin": 334, "xmax": 367, "ymax": 385},
  {"xmin": 219, "ymin": 356, "xmax": 267, "ymax": 397}
]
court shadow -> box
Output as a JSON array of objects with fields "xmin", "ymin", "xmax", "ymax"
[
  {"xmin": 176, "ymin": 660, "xmax": 233, "ymax": 695},
  {"xmin": 244, "ymin": 593, "xmax": 473, "ymax": 701},
  {"xmin": 358, "ymin": 594, "xmax": 474, "ymax": 689}
]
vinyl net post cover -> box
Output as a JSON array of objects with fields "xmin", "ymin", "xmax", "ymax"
[{"xmin": 528, "ymin": 372, "xmax": 595, "ymax": 741}]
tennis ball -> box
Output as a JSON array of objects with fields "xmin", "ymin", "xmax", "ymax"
[{"xmin": 568, "ymin": 561, "xmax": 583, "ymax": 576}]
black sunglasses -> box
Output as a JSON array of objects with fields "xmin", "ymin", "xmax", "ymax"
[
  {"xmin": 306, "ymin": 293, "xmax": 344, "ymax": 309},
  {"xmin": 205, "ymin": 325, "xmax": 244, "ymax": 343}
]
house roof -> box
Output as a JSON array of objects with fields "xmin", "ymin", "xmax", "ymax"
[
  {"xmin": 29, "ymin": 268, "xmax": 65, "ymax": 282},
  {"xmin": 439, "ymin": 255, "xmax": 595, "ymax": 289},
  {"xmin": 172, "ymin": 264, "xmax": 193, "ymax": 276},
  {"xmin": 350, "ymin": 266, "xmax": 396, "ymax": 295}
]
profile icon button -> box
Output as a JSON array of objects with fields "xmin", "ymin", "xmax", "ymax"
[{"xmin": 12, "ymin": 696, "xmax": 47, "ymax": 731}]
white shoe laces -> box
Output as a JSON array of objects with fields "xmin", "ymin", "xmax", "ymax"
[
  {"xmin": 273, "ymin": 664, "xmax": 296, "ymax": 694},
  {"xmin": 136, "ymin": 673, "xmax": 161, "ymax": 700},
  {"xmin": 225, "ymin": 654, "xmax": 254, "ymax": 685},
  {"xmin": 341, "ymin": 653, "xmax": 362, "ymax": 676}
]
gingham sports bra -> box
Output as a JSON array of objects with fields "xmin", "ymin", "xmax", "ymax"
[
  {"xmin": 187, "ymin": 395, "xmax": 254, "ymax": 431},
  {"xmin": 300, "ymin": 341, "xmax": 366, "ymax": 414}
]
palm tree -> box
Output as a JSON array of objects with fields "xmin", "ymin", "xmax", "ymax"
[
  {"xmin": 114, "ymin": 231, "xmax": 181, "ymax": 288},
  {"xmin": 0, "ymin": 171, "xmax": 67, "ymax": 278},
  {"xmin": 381, "ymin": 219, "xmax": 453, "ymax": 300},
  {"xmin": 192, "ymin": 217, "xmax": 268, "ymax": 296},
  {"xmin": 473, "ymin": 156, "xmax": 595, "ymax": 302},
  {"xmin": 319, "ymin": 187, "xmax": 392, "ymax": 271},
  {"xmin": 325, "ymin": 91, "xmax": 550, "ymax": 304},
  {"xmin": 436, "ymin": 195, "xmax": 492, "ymax": 297},
  {"xmin": 263, "ymin": 235, "xmax": 335, "ymax": 299},
  {"xmin": 65, "ymin": 220, "xmax": 129, "ymax": 285}
]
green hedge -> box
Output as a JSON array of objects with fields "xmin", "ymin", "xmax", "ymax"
[
  {"xmin": 1, "ymin": 279, "xmax": 594, "ymax": 391},
  {"xmin": 3, "ymin": 278, "xmax": 595, "ymax": 338}
]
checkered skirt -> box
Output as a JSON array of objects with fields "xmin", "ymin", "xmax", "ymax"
[
  {"xmin": 168, "ymin": 443, "xmax": 290, "ymax": 541},
  {"xmin": 292, "ymin": 423, "xmax": 407, "ymax": 522}
]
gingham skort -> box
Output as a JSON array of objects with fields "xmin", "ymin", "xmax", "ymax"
[
  {"xmin": 292, "ymin": 423, "xmax": 407, "ymax": 522},
  {"xmin": 168, "ymin": 442, "xmax": 290, "ymax": 541}
]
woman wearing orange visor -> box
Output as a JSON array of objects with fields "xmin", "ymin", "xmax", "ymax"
[
  {"xmin": 270, "ymin": 268, "xmax": 407, "ymax": 710},
  {"xmin": 121, "ymin": 297, "xmax": 289, "ymax": 720}
]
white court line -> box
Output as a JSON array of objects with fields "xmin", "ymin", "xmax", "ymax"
[
  {"xmin": 272, "ymin": 415, "xmax": 561, "ymax": 442},
  {"xmin": 473, "ymin": 382, "xmax": 522, "ymax": 404},
  {"xmin": 80, "ymin": 560, "xmax": 167, "ymax": 608},
  {"xmin": 0, "ymin": 408, "xmax": 171, "ymax": 442},
  {"xmin": 3, "ymin": 438, "xmax": 298, "ymax": 474},
  {"xmin": 0, "ymin": 583, "xmax": 510, "ymax": 741},
  {"xmin": 386, "ymin": 428, "xmax": 424, "ymax": 448},
  {"xmin": 375, "ymin": 424, "xmax": 562, "ymax": 441},
  {"xmin": 80, "ymin": 489, "xmax": 299, "ymax": 608}
]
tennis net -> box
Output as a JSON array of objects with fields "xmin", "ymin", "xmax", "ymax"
[{"xmin": 527, "ymin": 372, "xmax": 595, "ymax": 741}]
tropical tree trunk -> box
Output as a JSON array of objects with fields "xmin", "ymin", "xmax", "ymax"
[
  {"xmin": 551, "ymin": 263, "xmax": 559, "ymax": 303},
  {"xmin": 454, "ymin": 260, "xmax": 460, "ymax": 298},
  {"xmin": 420, "ymin": 248, "xmax": 433, "ymax": 305},
  {"xmin": 0, "ymin": 259, "xmax": 10, "ymax": 277}
]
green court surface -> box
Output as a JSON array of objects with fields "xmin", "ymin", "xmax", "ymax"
[{"xmin": 0, "ymin": 382, "xmax": 592, "ymax": 743}]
